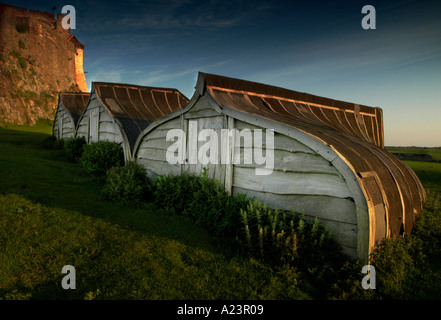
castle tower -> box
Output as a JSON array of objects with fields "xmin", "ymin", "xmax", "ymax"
[
  {"xmin": 68, "ymin": 35, "xmax": 88, "ymax": 92},
  {"xmin": 0, "ymin": 3, "xmax": 89, "ymax": 124}
]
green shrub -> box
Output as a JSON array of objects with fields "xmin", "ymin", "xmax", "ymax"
[
  {"xmin": 102, "ymin": 162, "xmax": 150, "ymax": 206},
  {"xmin": 152, "ymin": 172, "xmax": 249, "ymax": 246},
  {"xmin": 63, "ymin": 136, "xmax": 86, "ymax": 162},
  {"xmin": 80, "ymin": 141, "xmax": 124, "ymax": 175},
  {"xmin": 41, "ymin": 135, "xmax": 64, "ymax": 150}
]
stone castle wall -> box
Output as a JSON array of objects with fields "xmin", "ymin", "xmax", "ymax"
[{"xmin": 0, "ymin": 3, "xmax": 87, "ymax": 124}]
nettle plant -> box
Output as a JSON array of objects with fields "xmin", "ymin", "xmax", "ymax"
[{"xmin": 239, "ymin": 199, "xmax": 335, "ymax": 267}]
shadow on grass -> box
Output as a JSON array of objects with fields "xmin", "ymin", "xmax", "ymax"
[{"xmin": 0, "ymin": 128, "xmax": 219, "ymax": 255}]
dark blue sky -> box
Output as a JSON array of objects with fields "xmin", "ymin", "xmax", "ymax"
[{"xmin": 5, "ymin": 0, "xmax": 441, "ymax": 146}]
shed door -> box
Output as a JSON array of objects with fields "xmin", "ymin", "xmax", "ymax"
[
  {"xmin": 58, "ymin": 112, "xmax": 64, "ymax": 139},
  {"xmin": 89, "ymin": 108, "xmax": 99, "ymax": 143},
  {"xmin": 184, "ymin": 116, "xmax": 226, "ymax": 184}
]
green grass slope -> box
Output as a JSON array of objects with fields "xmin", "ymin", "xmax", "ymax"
[{"xmin": 0, "ymin": 123, "xmax": 309, "ymax": 300}]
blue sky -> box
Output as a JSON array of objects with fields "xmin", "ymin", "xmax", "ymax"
[{"xmin": 7, "ymin": 0, "xmax": 441, "ymax": 146}]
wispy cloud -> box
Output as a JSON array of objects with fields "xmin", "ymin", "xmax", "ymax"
[
  {"xmin": 137, "ymin": 59, "xmax": 231, "ymax": 85},
  {"xmin": 245, "ymin": 7, "xmax": 441, "ymax": 86},
  {"xmin": 86, "ymin": 66, "xmax": 125, "ymax": 85},
  {"xmin": 79, "ymin": 0, "xmax": 272, "ymax": 33}
]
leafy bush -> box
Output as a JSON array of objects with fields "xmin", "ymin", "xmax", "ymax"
[
  {"xmin": 63, "ymin": 136, "xmax": 86, "ymax": 162},
  {"xmin": 102, "ymin": 162, "xmax": 150, "ymax": 206},
  {"xmin": 152, "ymin": 172, "xmax": 249, "ymax": 246},
  {"xmin": 80, "ymin": 141, "xmax": 124, "ymax": 175},
  {"xmin": 41, "ymin": 136, "xmax": 64, "ymax": 150}
]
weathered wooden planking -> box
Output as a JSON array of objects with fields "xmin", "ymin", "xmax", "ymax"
[
  {"xmin": 184, "ymin": 108, "xmax": 222, "ymax": 119},
  {"xmin": 53, "ymin": 123, "xmax": 59, "ymax": 137},
  {"xmin": 234, "ymin": 120, "xmax": 316, "ymax": 154},
  {"xmin": 136, "ymin": 157, "xmax": 180, "ymax": 176},
  {"xmin": 62, "ymin": 111, "xmax": 71, "ymax": 121},
  {"xmin": 136, "ymin": 147, "xmax": 167, "ymax": 162},
  {"xmin": 182, "ymin": 116, "xmax": 226, "ymax": 183},
  {"xmin": 138, "ymin": 137, "xmax": 173, "ymax": 152},
  {"xmin": 98, "ymin": 121, "xmax": 119, "ymax": 135},
  {"xmin": 76, "ymin": 123, "xmax": 88, "ymax": 136},
  {"xmin": 232, "ymin": 187, "xmax": 357, "ymax": 224},
  {"xmin": 89, "ymin": 107, "xmax": 100, "ymax": 143},
  {"xmin": 318, "ymin": 218, "xmax": 357, "ymax": 253},
  {"xmin": 55, "ymin": 105, "xmax": 76, "ymax": 139},
  {"xmin": 136, "ymin": 117, "xmax": 182, "ymax": 164},
  {"xmin": 61, "ymin": 124, "xmax": 74, "ymax": 139},
  {"xmin": 76, "ymin": 96, "xmax": 102, "ymax": 139},
  {"xmin": 98, "ymin": 131, "xmax": 123, "ymax": 143},
  {"xmin": 224, "ymin": 116, "xmax": 235, "ymax": 193},
  {"xmin": 54, "ymin": 106, "xmax": 65, "ymax": 138},
  {"xmin": 61, "ymin": 128, "xmax": 73, "ymax": 136},
  {"xmin": 182, "ymin": 96, "xmax": 223, "ymax": 119},
  {"xmin": 233, "ymin": 166, "xmax": 352, "ymax": 198},
  {"xmin": 140, "ymin": 117, "xmax": 181, "ymax": 141},
  {"xmin": 145, "ymin": 117, "xmax": 182, "ymax": 131},
  {"xmin": 99, "ymin": 109, "xmax": 113, "ymax": 122},
  {"xmin": 233, "ymin": 147, "xmax": 339, "ymax": 175},
  {"xmin": 186, "ymin": 95, "xmax": 220, "ymax": 114}
]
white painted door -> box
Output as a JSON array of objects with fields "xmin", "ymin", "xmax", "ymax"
[
  {"xmin": 58, "ymin": 112, "xmax": 64, "ymax": 139},
  {"xmin": 89, "ymin": 108, "xmax": 99, "ymax": 143},
  {"xmin": 184, "ymin": 116, "xmax": 226, "ymax": 183}
]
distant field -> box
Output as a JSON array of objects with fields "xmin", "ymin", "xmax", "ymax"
[
  {"xmin": 386, "ymin": 146, "xmax": 441, "ymax": 161},
  {"xmin": 385, "ymin": 146, "xmax": 441, "ymax": 192}
]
